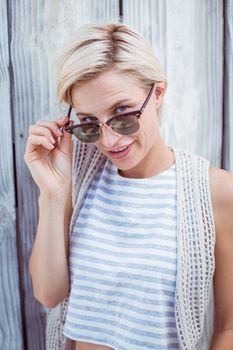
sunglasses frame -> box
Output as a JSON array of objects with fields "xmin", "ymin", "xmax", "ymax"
[{"xmin": 64, "ymin": 82, "xmax": 156, "ymax": 141}]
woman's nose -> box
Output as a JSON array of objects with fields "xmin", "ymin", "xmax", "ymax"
[{"xmin": 100, "ymin": 124, "xmax": 121, "ymax": 148}]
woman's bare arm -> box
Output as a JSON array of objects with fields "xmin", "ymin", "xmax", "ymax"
[
  {"xmin": 209, "ymin": 167, "xmax": 233, "ymax": 349},
  {"xmin": 24, "ymin": 115, "xmax": 74, "ymax": 308},
  {"xmin": 29, "ymin": 191, "xmax": 72, "ymax": 308}
]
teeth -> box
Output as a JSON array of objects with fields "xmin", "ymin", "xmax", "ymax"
[{"xmin": 111, "ymin": 145, "xmax": 128, "ymax": 153}]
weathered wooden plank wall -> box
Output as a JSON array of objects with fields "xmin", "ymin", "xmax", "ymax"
[
  {"xmin": 223, "ymin": 0, "xmax": 233, "ymax": 171},
  {"xmin": 123, "ymin": 0, "xmax": 224, "ymax": 166},
  {"xmin": 0, "ymin": 0, "xmax": 24, "ymax": 349},
  {"xmin": 0, "ymin": 1, "xmax": 232, "ymax": 350},
  {"xmin": 8, "ymin": 1, "xmax": 119, "ymax": 349},
  {"xmin": 9, "ymin": 1, "xmax": 50, "ymax": 348}
]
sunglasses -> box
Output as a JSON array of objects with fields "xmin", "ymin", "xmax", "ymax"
[{"xmin": 65, "ymin": 83, "xmax": 155, "ymax": 143}]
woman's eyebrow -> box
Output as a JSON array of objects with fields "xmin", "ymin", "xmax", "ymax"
[{"xmin": 75, "ymin": 98, "xmax": 131, "ymax": 116}]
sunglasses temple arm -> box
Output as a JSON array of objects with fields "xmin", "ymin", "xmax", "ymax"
[
  {"xmin": 67, "ymin": 106, "xmax": 72, "ymax": 119},
  {"xmin": 140, "ymin": 83, "xmax": 156, "ymax": 113},
  {"xmin": 63, "ymin": 106, "xmax": 73, "ymax": 131}
]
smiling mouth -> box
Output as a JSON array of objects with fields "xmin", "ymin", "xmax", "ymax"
[
  {"xmin": 107, "ymin": 143, "xmax": 133, "ymax": 159},
  {"xmin": 110, "ymin": 145, "xmax": 129, "ymax": 153}
]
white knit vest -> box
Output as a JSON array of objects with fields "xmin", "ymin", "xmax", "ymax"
[{"xmin": 46, "ymin": 141, "xmax": 215, "ymax": 350}]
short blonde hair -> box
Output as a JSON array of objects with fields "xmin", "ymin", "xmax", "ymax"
[{"xmin": 57, "ymin": 23, "xmax": 167, "ymax": 106}]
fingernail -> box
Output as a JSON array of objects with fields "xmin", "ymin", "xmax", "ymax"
[
  {"xmin": 48, "ymin": 143, "xmax": 55, "ymax": 149},
  {"xmin": 50, "ymin": 136, "xmax": 56, "ymax": 144},
  {"xmin": 56, "ymin": 128, "xmax": 63, "ymax": 136}
]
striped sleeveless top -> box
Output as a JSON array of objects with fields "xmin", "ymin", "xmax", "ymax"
[{"xmin": 63, "ymin": 159, "xmax": 179, "ymax": 350}]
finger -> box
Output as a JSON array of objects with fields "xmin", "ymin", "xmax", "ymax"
[
  {"xmin": 58, "ymin": 121, "xmax": 74, "ymax": 156},
  {"xmin": 29, "ymin": 125, "xmax": 58, "ymax": 144},
  {"xmin": 25, "ymin": 135, "xmax": 55, "ymax": 155},
  {"xmin": 55, "ymin": 115, "xmax": 70, "ymax": 127},
  {"xmin": 35, "ymin": 116, "xmax": 69, "ymax": 138}
]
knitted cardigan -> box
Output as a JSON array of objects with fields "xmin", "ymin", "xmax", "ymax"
[{"xmin": 46, "ymin": 140, "xmax": 216, "ymax": 350}]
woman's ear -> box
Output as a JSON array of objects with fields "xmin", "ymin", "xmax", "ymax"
[{"xmin": 154, "ymin": 82, "xmax": 167, "ymax": 108}]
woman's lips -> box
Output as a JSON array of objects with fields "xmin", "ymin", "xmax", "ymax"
[{"xmin": 107, "ymin": 143, "xmax": 133, "ymax": 159}]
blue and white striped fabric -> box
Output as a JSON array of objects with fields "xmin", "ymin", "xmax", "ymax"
[{"xmin": 64, "ymin": 160, "xmax": 179, "ymax": 349}]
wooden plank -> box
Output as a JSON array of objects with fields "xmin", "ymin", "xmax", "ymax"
[
  {"xmin": 43, "ymin": 0, "xmax": 120, "ymax": 119},
  {"xmin": 9, "ymin": 1, "xmax": 119, "ymax": 349},
  {"xmin": 0, "ymin": 0, "xmax": 24, "ymax": 349},
  {"xmin": 123, "ymin": 0, "xmax": 223, "ymax": 166},
  {"xmin": 191, "ymin": 0, "xmax": 223, "ymax": 166},
  {"xmin": 121, "ymin": 0, "xmax": 167, "ymax": 65},
  {"xmin": 223, "ymin": 0, "xmax": 233, "ymax": 171}
]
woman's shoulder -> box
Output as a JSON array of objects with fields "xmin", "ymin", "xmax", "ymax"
[
  {"xmin": 209, "ymin": 166, "xmax": 233, "ymax": 207},
  {"xmin": 209, "ymin": 167, "xmax": 233, "ymax": 331},
  {"xmin": 209, "ymin": 166, "xmax": 233, "ymax": 234}
]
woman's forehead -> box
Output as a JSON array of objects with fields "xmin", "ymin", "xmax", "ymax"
[{"xmin": 71, "ymin": 71, "xmax": 144, "ymax": 105}]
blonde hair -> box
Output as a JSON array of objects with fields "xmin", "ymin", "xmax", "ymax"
[{"xmin": 57, "ymin": 23, "xmax": 167, "ymax": 106}]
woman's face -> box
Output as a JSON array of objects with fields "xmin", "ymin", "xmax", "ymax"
[{"xmin": 71, "ymin": 70, "xmax": 165, "ymax": 178}]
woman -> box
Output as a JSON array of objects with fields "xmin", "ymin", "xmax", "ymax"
[{"xmin": 24, "ymin": 23, "xmax": 233, "ymax": 350}]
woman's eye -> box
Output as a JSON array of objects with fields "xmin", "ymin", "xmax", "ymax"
[
  {"xmin": 116, "ymin": 106, "xmax": 128, "ymax": 113},
  {"xmin": 80, "ymin": 116, "xmax": 98, "ymax": 123}
]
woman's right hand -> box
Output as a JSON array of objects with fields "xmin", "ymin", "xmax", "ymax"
[{"xmin": 24, "ymin": 115, "xmax": 74, "ymax": 197}]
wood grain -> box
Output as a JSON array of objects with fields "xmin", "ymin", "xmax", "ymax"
[
  {"xmin": 9, "ymin": 1, "xmax": 119, "ymax": 349},
  {"xmin": 123, "ymin": 0, "xmax": 224, "ymax": 167},
  {"xmin": 0, "ymin": 0, "xmax": 24, "ymax": 349},
  {"xmin": 223, "ymin": 0, "xmax": 233, "ymax": 171}
]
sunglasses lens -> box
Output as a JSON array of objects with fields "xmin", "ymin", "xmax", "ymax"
[
  {"xmin": 70, "ymin": 115, "xmax": 139, "ymax": 143},
  {"xmin": 72, "ymin": 124, "xmax": 100, "ymax": 143},
  {"xmin": 109, "ymin": 115, "xmax": 140, "ymax": 135}
]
